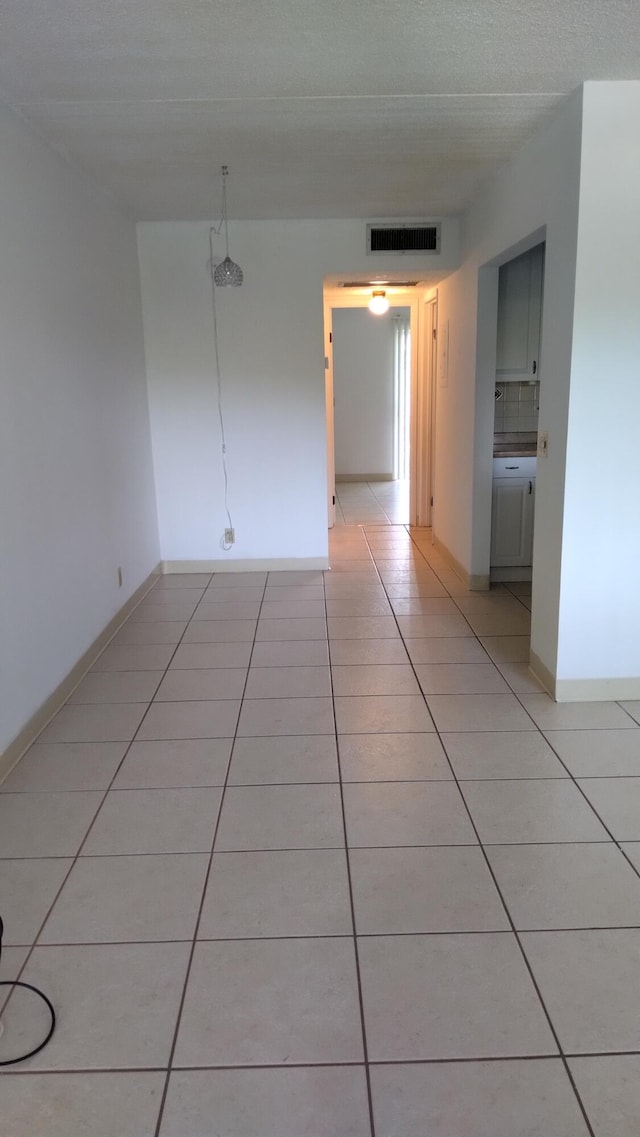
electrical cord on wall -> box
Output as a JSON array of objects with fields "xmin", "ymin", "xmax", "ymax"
[
  {"xmin": 208, "ymin": 226, "xmax": 235, "ymax": 551},
  {"xmin": 0, "ymin": 915, "xmax": 56, "ymax": 1066}
]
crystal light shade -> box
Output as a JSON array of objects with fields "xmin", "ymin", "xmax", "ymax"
[
  {"xmin": 213, "ymin": 255, "xmax": 244, "ymax": 287},
  {"xmin": 214, "ymin": 165, "xmax": 244, "ymax": 287}
]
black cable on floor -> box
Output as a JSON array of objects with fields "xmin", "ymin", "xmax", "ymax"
[{"xmin": 0, "ymin": 915, "xmax": 56, "ymax": 1066}]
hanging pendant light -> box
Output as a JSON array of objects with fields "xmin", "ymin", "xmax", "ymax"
[{"xmin": 213, "ymin": 166, "xmax": 244, "ymax": 287}]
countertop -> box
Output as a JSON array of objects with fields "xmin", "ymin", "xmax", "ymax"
[{"xmin": 493, "ymin": 431, "xmax": 537, "ymax": 458}]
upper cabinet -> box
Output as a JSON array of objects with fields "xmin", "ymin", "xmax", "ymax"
[{"xmin": 496, "ymin": 243, "xmax": 544, "ymax": 382}]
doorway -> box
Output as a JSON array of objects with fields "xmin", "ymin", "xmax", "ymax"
[
  {"xmin": 323, "ymin": 286, "xmax": 432, "ymax": 530},
  {"xmin": 392, "ymin": 311, "xmax": 411, "ymax": 483}
]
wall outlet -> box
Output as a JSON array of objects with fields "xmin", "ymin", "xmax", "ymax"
[
  {"xmin": 117, "ymin": 566, "xmax": 123, "ymax": 587},
  {"xmin": 224, "ymin": 528, "xmax": 235, "ymax": 545}
]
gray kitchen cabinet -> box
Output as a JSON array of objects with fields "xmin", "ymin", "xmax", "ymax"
[
  {"xmin": 496, "ymin": 244, "xmax": 544, "ymax": 382},
  {"xmin": 491, "ymin": 473, "xmax": 535, "ymax": 567}
]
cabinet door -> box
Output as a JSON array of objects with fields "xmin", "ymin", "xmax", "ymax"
[
  {"xmin": 496, "ymin": 245, "xmax": 543, "ymax": 381},
  {"xmin": 491, "ymin": 478, "xmax": 535, "ymax": 566}
]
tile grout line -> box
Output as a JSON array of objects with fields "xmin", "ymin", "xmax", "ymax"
[
  {"xmin": 398, "ymin": 524, "xmax": 640, "ymax": 888},
  {"xmin": 323, "ymin": 557, "xmax": 378, "ymax": 1137},
  {"xmin": 13, "ymin": 922, "xmax": 640, "ymax": 951},
  {"xmin": 0, "ymin": 836, "xmax": 625, "ymax": 866},
  {"xmin": 4, "ymin": 1044, "xmax": 640, "ymax": 1078},
  {"xmin": 2, "ymin": 538, "xmax": 637, "ymax": 1128},
  {"xmin": 4, "ymin": 1048, "xmax": 640, "ymax": 1078},
  {"xmin": 150, "ymin": 569, "xmax": 269, "ymax": 1137},
  {"xmin": 536, "ymin": 734, "xmax": 640, "ymax": 887},
  {"xmin": 13, "ymin": 770, "xmax": 640, "ymax": 797},
  {"xmin": 0, "ymin": 575, "xmax": 218, "ymax": 1025},
  {"xmin": 359, "ymin": 524, "xmax": 598, "ymax": 1137}
]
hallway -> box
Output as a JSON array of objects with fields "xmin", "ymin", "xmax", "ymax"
[
  {"xmin": 335, "ymin": 479, "xmax": 410, "ymax": 525},
  {"xmin": 2, "ymin": 524, "xmax": 640, "ymax": 1135}
]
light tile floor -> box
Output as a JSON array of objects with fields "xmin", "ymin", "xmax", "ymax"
[
  {"xmin": 2, "ymin": 523, "xmax": 640, "ymax": 1135},
  {"xmin": 335, "ymin": 480, "xmax": 410, "ymax": 525}
]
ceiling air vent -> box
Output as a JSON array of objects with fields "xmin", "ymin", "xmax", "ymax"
[
  {"xmin": 339, "ymin": 281, "xmax": 419, "ymax": 288},
  {"xmin": 367, "ymin": 223, "xmax": 441, "ymax": 255}
]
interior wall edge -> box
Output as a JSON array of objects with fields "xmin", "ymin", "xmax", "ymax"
[
  {"xmin": 528, "ymin": 648, "xmax": 555, "ymax": 699},
  {"xmin": 431, "ymin": 535, "xmax": 489, "ymax": 592}
]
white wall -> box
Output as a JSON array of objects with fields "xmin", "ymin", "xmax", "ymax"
[
  {"xmin": 556, "ymin": 82, "xmax": 640, "ymax": 690},
  {"xmin": 435, "ymin": 88, "xmax": 584, "ymax": 680},
  {"xmin": 435, "ymin": 80, "xmax": 640, "ymax": 696},
  {"xmin": 137, "ymin": 219, "xmax": 459, "ymax": 565},
  {"xmin": 333, "ymin": 308, "xmax": 402, "ymax": 478},
  {"xmin": 0, "ymin": 102, "xmax": 160, "ymax": 756}
]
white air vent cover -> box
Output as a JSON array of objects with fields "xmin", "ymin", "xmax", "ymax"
[{"xmin": 367, "ymin": 223, "xmax": 441, "ymax": 255}]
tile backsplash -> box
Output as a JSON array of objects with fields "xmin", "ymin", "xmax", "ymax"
[{"xmin": 494, "ymin": 380, "xmax": 539, "ymax": 433}]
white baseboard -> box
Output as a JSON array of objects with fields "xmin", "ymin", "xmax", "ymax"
[
  {"xmin": 490, "ymin": 566, "xmax": 533, "ymax": 582},
  {"xmin": 0, "ymin": 567, "xmax": 160, "ymax": 785},
  {"xmin": 161, "ymin": 557, "xmax": 329, "ymax": 574},
  {"xmin": 554, "ymin": 676, "xmax": 640, "ymax": 702},
  {"xmin": 529, "ymin": 649, "xmax": 640, "ymax": 702},
  {"xmin": 529, "ymin": 649, "xmax": 555, "ymax": 698},
  {"xmin": 432, "ymin": 537, "xmax": 490, "ymax": 592}
]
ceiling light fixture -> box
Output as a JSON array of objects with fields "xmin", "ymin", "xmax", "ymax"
[
  {"xmin": 213, "ymin": 165, "xmax": 243, "ymax": 287},
  {"xmin": 368, "ymin": 290, "xmax": 389, "ymax": 315}
]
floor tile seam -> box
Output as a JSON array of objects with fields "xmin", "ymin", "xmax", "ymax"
[
  {"xmin": 3, "ymin": 839, "xmax": 621, "ymax": 862},
  {"xmin": 614, "ymin": 701, "xmax": 640, "ymax": 727},
  {"xmin": 502, "ymin": 583, "xmax": 533, "ymax": 614},
  {"xmin": 23, "ymin": 934, "xmax": 357, "ymax": 948},
  {"xmin": 63, "ymin": 593, "xmax": 230, "ymax": 735},
  {"xmin": 0, "ymin": 1067, "xmax": 171, "ymax": 1077},
  {"xmin": 365, "ymin": 483, "xmax": 397, "ymax": 525},
  {"xmin": 1, "ymin": 1061, "xmax": 370, "ymax": 1077},
  {"xmin": 368, "ymin": 1049, "xmax": 640, "ymax": 1062},
  {"xmin": 360, "ymin": 527, "xmax": 597, "ymax": 1137},
  {"xmin": 5, "ymin": 1050, "xmax": 640, "ymax": 1079},
  {"xmin": 532, "ymin": 730, "xmax": 640, "ymax": 883},
  {"xmin": 152, "ymin": 692, "xmax": 344, "ymax": 705},
  {"xmin": 21, "ymin": 922, "xmax": 640, "ymax": 951},
  {"xmin": 53, "ymin": 545, "xmax": 627, "ymax": 1105},
  {"xmin": 361, "ymin": 530, "xmax": 483, "ymax": 738},
  {"xmin": 403, "ymin": 529, "xmax": 463, "ymax": 592},
  {"xmin": 17, "ymin": 771, "xmax": 629, "ymax": 795},
  {"xmin": 324, "ymin": 567, "xmax": 377, "ymax": 1137},
  {"xmin": 3, "ymin": 771, "xmax": 605, "ymax": 795},
  {"xmin": 4, "ymin": 595, "xmax": 221, "ymax": 988},
  {"xmin": 31, "ymin": 591, "xmax": 226, "ymax": 1063},
  {"xmin": 151, "ymin": 573, "xmax": 269, "ymax": 1137},
  {"xmin": 447, "ymin": 789, "xmax": 597, "ymax": 1134},
  {"xmin": 0, "ymin": 742, "xmax": 140, "ymax": 1006},
  {"xmin": 28, "ymin": 574, "xmax": 164, "ymax": 731}
]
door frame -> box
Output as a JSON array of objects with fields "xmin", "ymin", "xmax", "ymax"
[
  {"xmin": 323, "ymin": 285, "xmax": 431, "ymax": 527},
  {"xmin": 322, "ymin": 300, "xmax": 336, "ymax": 528},
  {"xmin": 418, "ymin": 294, "xmax": 438, "ymax": 529}
]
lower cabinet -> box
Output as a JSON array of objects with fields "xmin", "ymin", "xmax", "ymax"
[{"xmin": 491, "ymin": 477, "xmax": 535, "ymax": 567}]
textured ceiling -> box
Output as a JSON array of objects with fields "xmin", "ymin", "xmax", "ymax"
[{"xmin": 1, "ymin": 0, "xmax": 639, "ymax": 219}]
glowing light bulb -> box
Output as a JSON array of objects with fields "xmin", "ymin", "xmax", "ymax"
[{"xmin": 368, "ymin": 290, "xmax": 389, "ymax": 315}]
